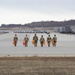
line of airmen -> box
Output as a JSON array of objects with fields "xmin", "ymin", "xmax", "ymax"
[{"xmin": 13, "ymin": 34, "xmax": 57, "ymax": 47}]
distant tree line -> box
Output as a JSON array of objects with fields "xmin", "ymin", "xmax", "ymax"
[{"xmin": 1, "ymin": 20, "xmax": 75, "ymax": 28}]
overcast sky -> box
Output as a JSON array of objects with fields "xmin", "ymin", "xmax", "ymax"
[{"xmin": 0, "ymin": 0, "xmax": 75, "ymax": 25}]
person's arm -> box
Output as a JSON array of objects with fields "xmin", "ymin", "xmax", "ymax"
[
  {"xmin": 44, "ymin": 39, "xmax": 45, "ymax": 41},
  {"xmin": 50, "ymin": 37, "xmax": 52, "ymax": 42},
  {"xmin": 56, "ymin": 37, "xmax": 57, "ymax": 42},
  {"xmin": 37, "ymin": 36, "xmax": 38, "ymax": 41},
  {"xmin": 28, "ymin": 38, "xmax": 29, "ymax": 41},
  {"xmin": 40, "ymin": 38, "xmax": 41, "ymax": 42},
  {"xmin": 17, "ymin": 37, "xmax": 18, "ymax": 41}
]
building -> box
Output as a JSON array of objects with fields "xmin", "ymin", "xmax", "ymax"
[{"xmin": 58, "ymin": 26, "xmax": 75, "ymax": 34}]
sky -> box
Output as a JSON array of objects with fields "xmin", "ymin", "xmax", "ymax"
[{"xmin": 0, "ymin": 0, "xmax": 75, "ymax": 25}]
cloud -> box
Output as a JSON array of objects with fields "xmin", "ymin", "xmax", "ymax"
[{"xmin": 0, "ymin": 0, "xmax": 75, "ymax": 24}]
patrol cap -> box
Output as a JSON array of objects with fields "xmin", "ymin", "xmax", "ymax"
[
  {"xmin": 41, "ymin": 35, "xmax": 43, "ymax": 37},
  {"xmin": 54, "ymin": 34, "xmax": 56, "ymax": 36},
  {"xmin": 15, "ymin": 34, "xmax": 17, "ymax": 36}
]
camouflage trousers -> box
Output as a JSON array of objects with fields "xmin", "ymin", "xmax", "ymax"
[
  {"xmin": 47, "ymin": 42, "xmax": 51, "ymax": 47},
  {"xmin": 40, "ymin": 42, "xmax": 44, "ymax": 47}
]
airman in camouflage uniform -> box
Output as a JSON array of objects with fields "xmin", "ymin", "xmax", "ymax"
[
  {"xmin": 13, "ymin": 34, "xmax": 18, "ymax": 47},
  {"xmin": 52, "ymin": 34, "xmax": 57, "ymax": 47},
  {"xmin": 33, "ymin": 34, "xmax": 38, "ymax": 47},
  {"xmin": 47, "ymin": 35, "xmax": 52, "ymax": 47},
  {"xmin": 24, "ymin": 35, "xmax": 29, "ymax": 47},
  {"xmin": 40, "ymin": 35, "xmax": 45, "ymax": 47}
]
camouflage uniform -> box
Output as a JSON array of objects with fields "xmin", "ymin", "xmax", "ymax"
[
  {"xmin": 24, "ymin": 35, "xmax": 29, "ymax": 47},
  {"xmin": 40, "ymin": 35, "xmax": 45, "ymax": 47},
  {"xmin": 53, "ymin": 35, "xmax": 57, "ymax": 47},
  {"xmin": 47, "ymin": 35, "xmax": 51, "ymax": 47},
  {"xmin": 13, "ymin": 34, "xmax": 18, "ymax": 47},
  {"xmin": 33, "ymin": 34, "xmax": 38, "ymax": 47}
]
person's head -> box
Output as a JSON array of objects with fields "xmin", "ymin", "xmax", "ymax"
[
  {"xmin": 15, "ymin": 34, "xmax": 17, "ymax": 36},
  {"xmin": 41, "ymin": 35, "xmax": 43, "ymax": 37},
  {"xmin": 35, "ymin": 34, "xmax": 36, "ymax": 36},
  {"xmin": 54, "ymin": 34, "xmax": 56, "ymax": 36},
  {"xmin": 48, "ymin": 35, "xmax": 50, "ymax": 37},
  {"xmin": 26, "ymin": 35, "xmax": 27, "ymax": 36}
]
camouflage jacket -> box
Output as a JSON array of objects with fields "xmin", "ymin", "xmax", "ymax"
[
  {"xmin": 47, "ymin": 37, "xmax": 51, "ymax": 42},
  {"xmin": 33, "ymin": 36, "xmax": 38, "ymax": 41},
  {"xmin": 24, "ymin": 37, "xmax": 29, "ymax": 42},
  {"xmin": 14, "ymin": 36, "xmax": 18, "ymax": 42},
  {"xmin": 53, "ymin": 36, "xmax": 57, "ymax": 42},
  {"xmin": 40, "ymin": 37, "xmax": 45, "ymax": 43}
]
